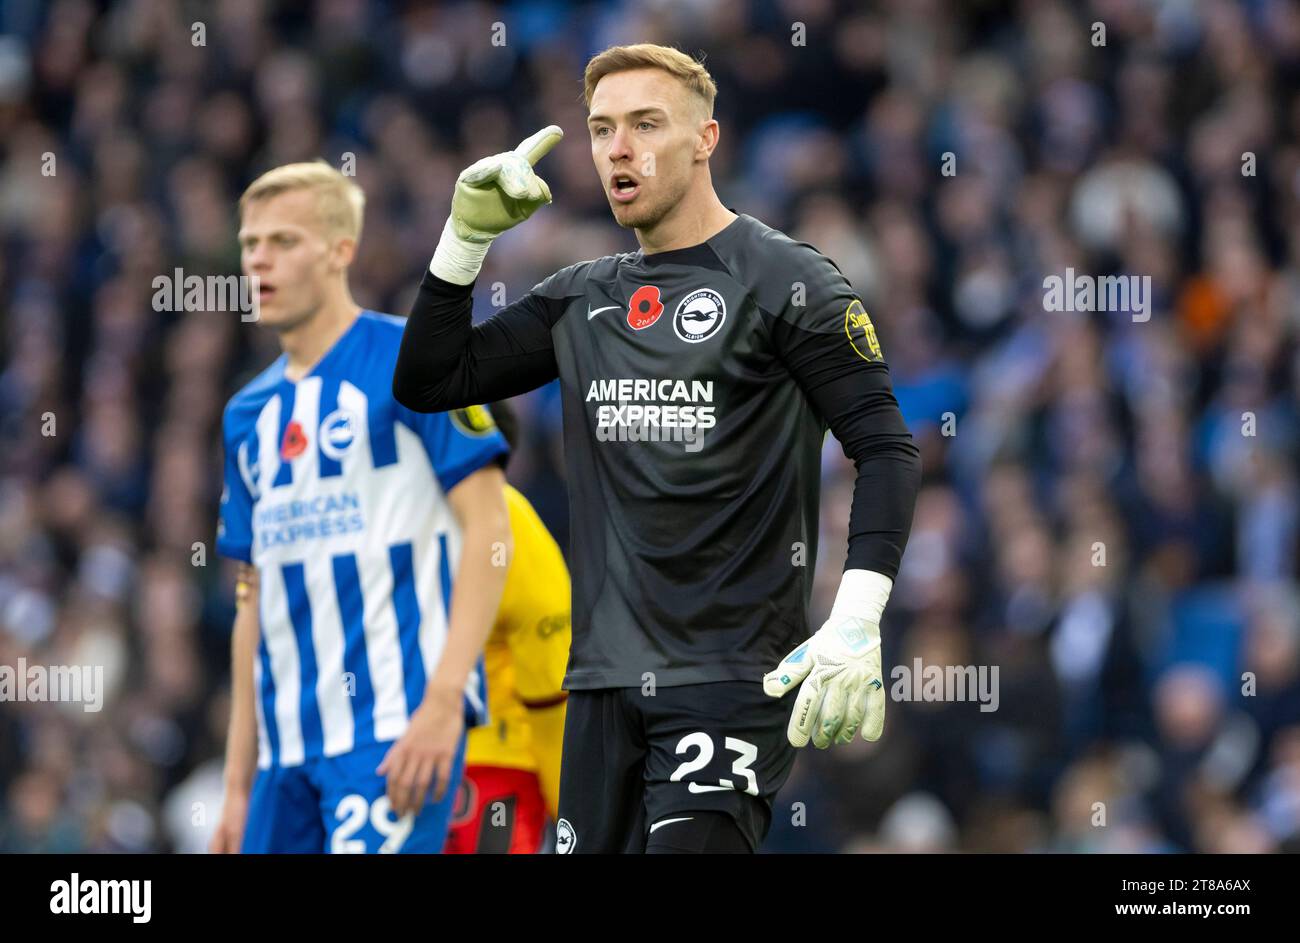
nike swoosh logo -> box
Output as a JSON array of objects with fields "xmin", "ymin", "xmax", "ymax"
[
  {"xmin": 648, "ymin": 816, "xmax": 694, "ymax": 833},
  {"xmin": 587, "ymin": 305, "xmax": 621, "ymax": 320}
]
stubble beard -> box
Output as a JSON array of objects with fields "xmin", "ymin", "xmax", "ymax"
[{"xmin": 611, "ymin": 173, "xmax": 690, "ymax": 234}]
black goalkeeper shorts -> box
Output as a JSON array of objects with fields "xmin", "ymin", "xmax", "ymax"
[{"xmin": 554, "ymin": 681, "xmax": 799, "ymax": 853}]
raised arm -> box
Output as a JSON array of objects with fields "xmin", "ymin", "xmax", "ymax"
[
  {"xmin": 393, "ymin": 125, "xmax": 566, "ymax": 413},
  {"xmin": 393, "ymin": 273, "xmax": 563, "ymax": 411}
]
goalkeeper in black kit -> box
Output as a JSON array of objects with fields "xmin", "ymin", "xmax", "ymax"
[{"xmin": 393, "ymin": 43, "xmax": 921, "ymax": 854}]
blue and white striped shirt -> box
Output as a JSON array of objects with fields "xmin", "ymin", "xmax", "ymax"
[{"xmin": 217, "ymin": 311, "xmax": 507, "ymax": 769}]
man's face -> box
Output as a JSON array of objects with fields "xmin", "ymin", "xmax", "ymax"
[
  {"xmin": 238, "ymin": 190, "xmax": 342, "ymax": 331},
  {"xmin": 588, "ymin": 68, "xmax": 707, "ymax": 230}
]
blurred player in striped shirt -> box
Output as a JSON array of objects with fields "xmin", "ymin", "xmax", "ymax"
[{"xmin": 209, "ymin": 161, "xmax": 512, "ymax": 853}]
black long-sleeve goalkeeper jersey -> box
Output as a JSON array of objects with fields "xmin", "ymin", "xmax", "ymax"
[{"xmin": 394, "ymin": 213, "xmax": 921, "ymax": 689}]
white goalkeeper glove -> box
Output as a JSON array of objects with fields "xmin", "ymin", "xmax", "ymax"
[
  {"xmin": 763, "ymin": 570, "xmax": 892, "ymax": 748},
  {"xmin": 430, "ymin": 125, "xmax": 564, "ymax": 285}
]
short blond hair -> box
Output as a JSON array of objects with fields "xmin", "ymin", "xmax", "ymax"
[
  {"xmin": 239, "ymin": 160, "xmax": 365, "ymax": 243},
  {"xmin": 583, "ymin": 44, "xmax": 717, "ymax": 118}
]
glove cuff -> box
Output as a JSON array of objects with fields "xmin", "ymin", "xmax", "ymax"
[
  {"xmin": 829, "ymin": 569, "xmax": 893, "ymax": 625},
  {"xmin": 430, "ymin": 217, "xmax": 492, "ymax": 285}
]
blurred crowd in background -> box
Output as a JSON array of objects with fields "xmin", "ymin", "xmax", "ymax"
[{"xmin": 2, "ymin": 0, "xmax": 1299, "ymax": 853}]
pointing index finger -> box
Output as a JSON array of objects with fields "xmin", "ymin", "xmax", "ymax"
[{"xmin": 515, "ymin": 125, "xmax": 564, "ymax": 166}]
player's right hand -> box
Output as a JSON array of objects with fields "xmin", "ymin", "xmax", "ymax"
[
  {"xmin": 209, "ymin": 791, "xmax": 249, "ymax": 853},
  {"xmin": 449, "ymin": 125, "xmax": 563, "ymax": 243}
]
